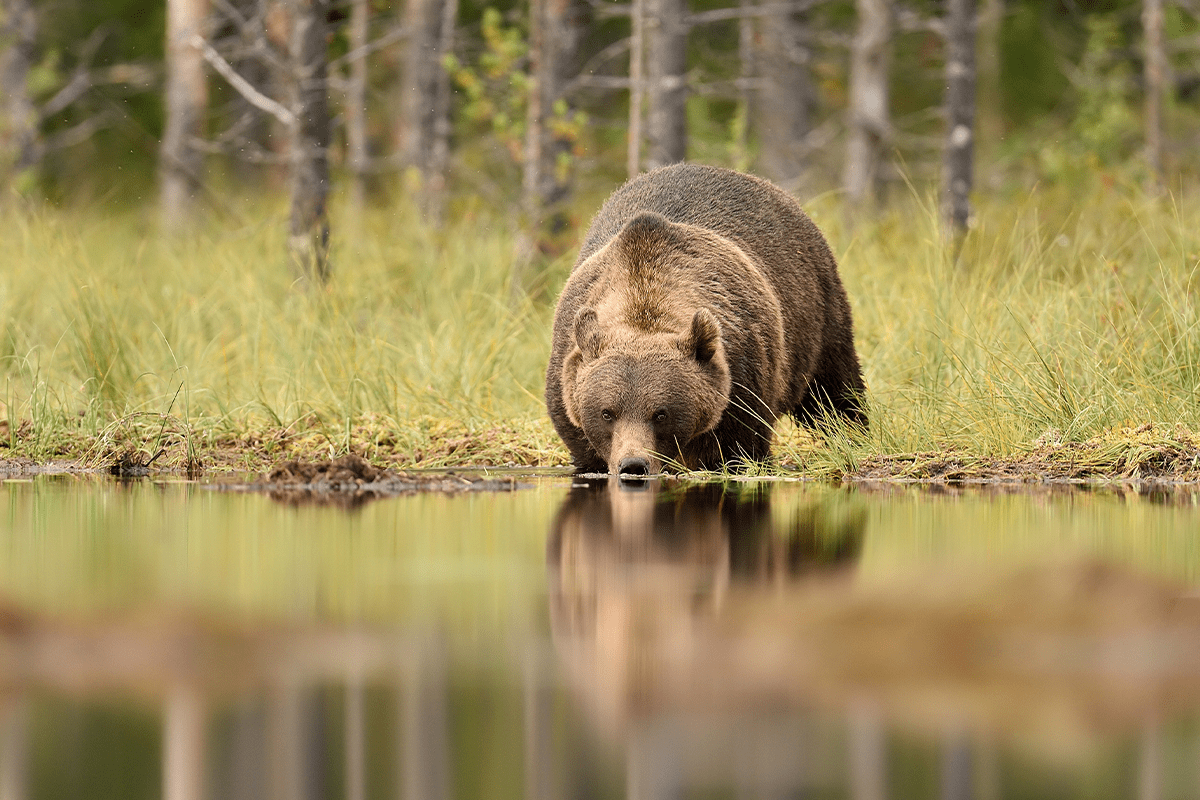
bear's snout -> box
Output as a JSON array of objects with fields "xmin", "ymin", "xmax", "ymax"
[{"xmin": 609, "ymin": 420, "xmax": 660, "ymax": 476}]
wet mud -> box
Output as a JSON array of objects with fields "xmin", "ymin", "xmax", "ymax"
[{"xmin": 249, "ymin": 454, "xmax": 524, "ymax": 505}]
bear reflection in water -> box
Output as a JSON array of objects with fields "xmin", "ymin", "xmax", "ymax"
[
  {"xmin": 546, "ymin": 480, "xmax": 864, "ymax": 733},
  {"xmin": 546, "ymin": 480, "xmax": 869, "ymax": 798}
]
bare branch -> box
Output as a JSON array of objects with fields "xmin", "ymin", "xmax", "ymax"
[
  {"xmin": 687, "ymin": 0, "xmax": 821, "ymax": 26},
  {"xmin": 569, "ymin": 74, "xmax": 633, "ymax": 90},
  {"xmin": 690, "ymin": 76, "xmax": 766, "ymax": 95},
  {"xmin": 209, "ymin": 0, "xmax": 253, "ymax": 31},
  {"xmin": 562, "ymin": 39, "xmax": 631, "ymax": 94},
  {"xmin": 189, "ymin": 136, "xmax": 290, "ymax": 163},
  {"xmin": 42, "ymin": 113, "xmax": 112, "ymax": 151},
  {"xmin": 38, "ymin": 26, "xmax": 110, "ymax": 120},
  {"xmin": 40, "ymin": 72, "xmax": 92, "ymax": 118},
  {"xmin": 94, "ymin": 63, "xmax": 158, "ymax": 88},
  {"xmin": 896, "ymin": 8, "xmax": 944, "ymax": 36},
  {"xmin": 190, "ymin": 34, "xmax": 296, "ymax": 127},
  {"xmin": 328, "ymin": 24, "xmax": 411, "ymax": 70},
  {"xmin": 599, "ymin": 0, "xmax": 823, "ymax": 22}
]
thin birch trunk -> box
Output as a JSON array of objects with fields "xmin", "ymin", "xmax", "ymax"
[
  {"xmin": 628, "ymin": 0, "xmax": 645, "ymax": 177},
  {"xmin": 347, "ymin": 0, "xmax": 369, "ymax": 211},
  {"xmin": 975, "ymin": 0, "xmax": 1002, "ymax": 163},
  {"xmin": 756, "ymin": 1, "xmax": 814, "ymax": 186},
  {"xmin": 400, "ymin": 0, "xmax": 437, "ymax": 180},
  {"xmin": 941, "ymin": 0, "xmax": 975, "ymax": 235},
  {"xmin": 160, "ymin": 0, "xmax": 210, "ymax": 227},
  {"xmin": 843, "ymin": 0, "xmax": 892, "ymax": 209},
  {"xmin": 428, "ymin": 0, "xmax": 457, "ymax": 202},
  {"xmin": 1142, "ymin": 0, "xmax": 1165, "ymax": 188},
  {"xmin": 399, "ymin": 0, "xmax": 456, "ymax": 220},
  {"xmin": 1, "ymin": 0, "xmax": 38, "ymax": 196},
  {"xmin": 538, "ymin": 0, "xmax": 581, "ymax": 231},
  {"xmin": 734, "ymin": 0, "xmax": 752, "ymax": 172},
  {"xmin": 514, "ymin": 0, "xmax": 545, "ymax": 292},
  {"xmin": 646, "ymin": 0, "xmax": 687, "ymax": 168},
  {"xmin": 286, "ymin": 0, "xmax": 332, "ymax": 282}
]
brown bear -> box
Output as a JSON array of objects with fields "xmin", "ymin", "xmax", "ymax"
[{"xmin": 545, "ymin": 163, "xmax": 866, "ymax": 475}]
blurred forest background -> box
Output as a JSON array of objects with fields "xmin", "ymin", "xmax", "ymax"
[{"xmin": 3, "ymin": 0, "xmax": 1198, "ymax": 275}]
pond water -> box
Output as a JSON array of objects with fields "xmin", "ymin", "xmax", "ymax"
[{"xmin": 2, "ymin": 474, "xmax": 1200, "ymax": 800}]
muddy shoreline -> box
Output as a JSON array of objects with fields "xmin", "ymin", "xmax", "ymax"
[{"xmin": 4, "ymin": 422, "xmax": 1199, "ymax": 487}]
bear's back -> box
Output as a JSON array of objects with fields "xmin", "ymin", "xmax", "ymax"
[{"xmin": 576, "ymin": 164, "xmax": 836, "ymax": 286}]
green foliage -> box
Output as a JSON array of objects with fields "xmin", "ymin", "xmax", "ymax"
[
  {"xmin": 444, "ymin": 8, "xmax": 530, "ymax": 162},
  {"xmin": 999, "ymin": 2, "xmax": 1072, "ymax": 128},
  {"xmin": 1037, "ymin": 16, "xmax": 1141, "ymax": 181},
  {"xmin": 443, "ymin": 8, "xmax": 587, "ymax": 170}
]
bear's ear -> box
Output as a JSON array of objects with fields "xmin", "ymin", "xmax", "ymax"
[
  {"xmin": 560, "ymin": 350, "xmax": 585, "ymax": 428},
  {"xmin": 681, "ymin": 308, "xmax": 722, "ymax": 364},
  {"xmin": 574, "ymin": 307, "xmax": 603, "ymax": 360}
]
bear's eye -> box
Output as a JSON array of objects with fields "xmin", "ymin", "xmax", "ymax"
[
  {"xmin": 653, "ymin": 410, "xmax": 668, "ymax": 424},
  {"xmin": 601, "ymin": 409, "xmax": 615, "ymax": 422}
]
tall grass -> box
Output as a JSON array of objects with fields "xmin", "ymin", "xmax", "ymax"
[
  {"xmin": 818, "ymin": 180, "xmax": 1200, "ymax": 458},
  {"xmin": 2, "ymin": 174, "xmax": 1198, "ymax": 473},
  {"xmin": 2, "ymin": 197, "xmax": 563, "ymax": 465}
]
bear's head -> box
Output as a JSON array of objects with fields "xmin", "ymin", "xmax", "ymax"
[{"xmin": 560, "ymin": 304, "xmax": 732, "ymax": 476}]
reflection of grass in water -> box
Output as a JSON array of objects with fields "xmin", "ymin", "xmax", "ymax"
[
  {"xmin": 1, "ymin": 179, "xmax": 1199, "ymax": 477},
  {"xmin": 768, "ymin": 482, "xmax": 1200, "ymax": 585},
  {"xmin": 6, "ymin": 478, "xmax": 1200, "ymax": 622},
  {"xmin": 0, "ymin": 477, "xmax": 558, "ymax": 628}
]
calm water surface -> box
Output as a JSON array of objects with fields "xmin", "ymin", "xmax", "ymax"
[{"xmin": 2, "ymin": 474, "xmax": 1200, "ymax": 799}]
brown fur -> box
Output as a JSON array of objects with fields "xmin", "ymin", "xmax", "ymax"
[{"xmin": 546, "ymin": 164, "xmax": 866, "ymax": 474}]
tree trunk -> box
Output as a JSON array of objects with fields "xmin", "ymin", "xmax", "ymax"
[
  {"xmin": 428, "ymin": 0, "xmax": 456, "ymax": 199},
  {"xmin": 160, "ymin": 0, "xmax": 210, "ymax": 227},
  {"xmin": 534, "ymin": 0, "xmax": 582, "ymax": 238},
  {"xmin": 645, "ymin": 0, "xmax": 687, "ymax": 168},
  {"xmin": 755, "ymin": 1, "xmax": 815, "ymax": 186},
  {"xmin": 627, "ymin": 0, "xmax": 645, "ymax": 177},
  {"xmin": 733, "ymin": 0, "xmax": 752, "ymax": 172},
  {"xmin": 1142, "ymin": 0, "xmax": 1165, "ymax": 187},
  {"xmin": 347, "ymin": 0, "xmax": 369, "ymax": 211},
  {"xmin": 941, "ymin": 0, "xmax": 975, "ymax": 235},
  {"xmin": 0, "ymin": 0, "xmax": 39, "ymax": 197},
  {"xmin": 516, "ymin": 0, "xmax": 544, "ymax": 279},
  {"xmin": 843, "ymin": 0, "xmax": 892, "ymax": 209},
  {"xmin": 286, "ymin": 0, "xmax": 332, "ymax": 282},
  {"xmin": 975, "ymin": 0, "xmax": 1002, "ymax": 165},
  {"xmin": 399, "ymin": 0, "xmax": 457, "ymax": 220}
]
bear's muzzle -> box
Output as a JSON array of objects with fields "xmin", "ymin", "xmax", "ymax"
[{"xmin": 609, "ymin": 420, "xmax": 661, "ymax": 476}]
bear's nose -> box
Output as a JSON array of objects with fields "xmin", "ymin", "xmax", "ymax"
[{"xmin": 617, "ymin": 456, "xmax": 651, "ymax": 477}]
